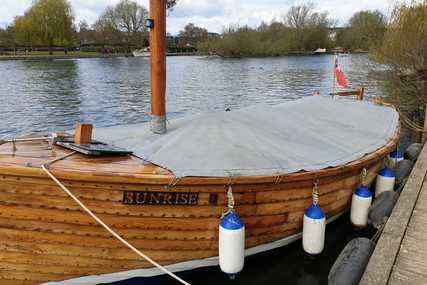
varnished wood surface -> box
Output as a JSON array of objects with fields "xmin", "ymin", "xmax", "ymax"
[
  {"xmin": 149, "ymin": 0, "xmax": 167, "ymax": 117},
  {"xmin": 0, "ymin": 129, "xmax": 399, "ymax": 284}
]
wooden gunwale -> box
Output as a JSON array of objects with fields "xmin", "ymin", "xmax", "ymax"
[{"xmin": 0, "ymin": 167, "xmax": 376, "ymax": 220}]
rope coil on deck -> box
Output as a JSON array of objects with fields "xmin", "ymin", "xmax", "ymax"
[{"xmin": 41, "ymin": 152, "xmax": 191, "ymax": 285}]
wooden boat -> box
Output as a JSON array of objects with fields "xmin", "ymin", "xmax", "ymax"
[
  {"xmin": 0, "ymin": 1, "xmax": 400, "ymax": 284},
  {"xmin": 0, "ymin": 126, "xmax": 399, "ymax": 284}
]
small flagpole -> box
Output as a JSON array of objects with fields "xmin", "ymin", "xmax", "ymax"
[{"xmin": 332, "ymin": 54, "xmax": 337, "ymax": 98}]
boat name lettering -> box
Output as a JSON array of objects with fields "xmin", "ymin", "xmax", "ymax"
[{"xmin": 122, "ymin": 191, "xmax": 199, "ymax": 206}]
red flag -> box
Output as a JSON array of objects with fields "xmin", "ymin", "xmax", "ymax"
[{"xmin": 334, "ymin": 60, "xmax": 348, "ymax": 88}]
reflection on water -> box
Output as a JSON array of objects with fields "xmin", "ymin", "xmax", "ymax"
[{"xmin": 0, "ymin": 54, "xmax": 386, "ymax": 137}]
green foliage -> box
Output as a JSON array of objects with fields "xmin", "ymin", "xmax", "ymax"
[
  {"xmin": 198, "ymin": 4, "xmax": 333, "ymax": 57},
  {"xmin": 94, "ymin": 0, "xmax": 148, "ymax": 51},
  {"xmin": 285, "ymin": 3, "xmax": 332, "ymax": 51},
  {"xmin": 13, "ymin": 15, "xmax": 36, "ymax": 47},
  {"xmin": 337, "ymin": 10, "xmax": 386, "ymax": 51},
  {"xmin": 378, "ymin": 2, "xmax": 427, "ymax": 72},
  {"xmin": 178, "ymin": 23, "xmax": 208, "ymax": 47},
  {"xmin": 10, "ymin": 0, "xmax": 74, "ymax": 51},
  {"xmin": 0, "ymin": 26, "xmax": 16, "ymax": 48},
  {"xmin": 372, "ymin": 1, "xmax": 427, "ymax": 113}
]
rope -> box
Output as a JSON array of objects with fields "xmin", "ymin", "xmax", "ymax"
[
  {"xmin": 41, "ymin": 152, "xmax": 191, "ymax": 285},
  {"xmin": 372, "ymin": 98, "xmax": 427, "ymax": 133},
  {"xmin": 312, "ymin": 180, "xmax": 319, "ymax": 205},
  {"xmin": 397, "ymin": 109, "xmax": 427, "ymax": 133},
  {"xmin": 360, "ymin": 168, "xmax": 367, "ymax": 186},
  {"xmin": 166, "ymin": 175, "xmax": 180, "ymax": 190},
  {"xmin": 221, "ymin": 185, "xmax": 235, "ymax": 218},
  {"xmin": 227, "ymin": 185, "xmax": 235, "ymax": 210},
  {"xmin": 371, "ymin": 222, "xmax": 386, "ymax": 243}
]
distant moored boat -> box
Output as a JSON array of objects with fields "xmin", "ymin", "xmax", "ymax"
[
  {"xmin": 314, "ymin": 48, "xmax": 327, "ymax": 54},
  {"xmin": 132, "ymin": 48, "xmax": 150, "ymax": 57}
]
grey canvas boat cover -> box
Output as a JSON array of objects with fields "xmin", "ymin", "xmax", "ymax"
[{"xmin": 93, "ymin": 96, "xmax": 399, "ymax": 178}]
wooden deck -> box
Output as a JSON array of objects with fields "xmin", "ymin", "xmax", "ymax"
[{"xmin": 361, "ymin": 142, "xmax": 427, "ymax": 285}]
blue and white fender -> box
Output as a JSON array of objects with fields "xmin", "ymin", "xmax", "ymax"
[
  {"xmin": 303, "ymin": 204, "xmax": 326, "ymax": 255},
  {"xmin": 388, "ymin": 150, "xmax": 404, "ymax": 169},
  {"xmin": 350, "ymin": 186, "xmax": 372, "ymax": 227},
  {"xmin": 375, "ymin": 167, "xmax": 396, "ymax": 197},
  {"xmin": 219, "ymin": 211, "xmax": 245, "ymax": 278}
]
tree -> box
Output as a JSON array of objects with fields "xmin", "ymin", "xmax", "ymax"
[
  {"xmin": 0, "ymin": 27, "xmax": 12, "ymax": 49},
  {"xmin": 286, "ymin": 3, "xmax": 314, "ymax": 29},
  {"xmin": 178, "ymin": 23, "xmax": 208, "ymax": 47},
  {"xmin": 285, "ymin": 3, "xmax": 332, "ymax": 51},
  {"xmin": 0, "ymin": 28, "xmax": 5, "ymax": 46},
  {"xmin": 77, "ymin": 20, "xmax": 97, "ymax": 46},
  {"xmin": 93, "ymin": 15, "xmax": 122, "ymax": 48},
  {"xmin": 32, "ymin": 0, "xmax": 74, "ymax": 53},
  {"xmin": 96, "ymin": 0, "xmax": 148, "ymax": 52},
  {"xmin": 11, "ymin": 0, "xmax": 74, "ymax": 54},
  {"xmin": 13, "ymin": 14, "xmax": 35, "ymax": 48},
  {"xmin": 343, "ymin": 10, "xmax": 387, "ymax": 51},
  {"xmin": 373, "ymin": 2, "xmax": 427, "ymax": 115}
]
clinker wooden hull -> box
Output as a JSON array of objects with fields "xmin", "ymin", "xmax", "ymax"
[{"xmin": 0, "ymin": 129, "xmax": 399, "ymax": 284}]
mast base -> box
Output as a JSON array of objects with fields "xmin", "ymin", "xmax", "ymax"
[{"xmin": 151, "ymin": 115, "xmax": 167, "ymax": 134}]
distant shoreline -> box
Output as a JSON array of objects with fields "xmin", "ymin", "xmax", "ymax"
[
  {"xmin": 0, "ymin": 52, "xmax": 208, "ymax": 61},
  {"xmin": 0, "ymin": 51, "xmax": 369, "ymax": 61},
  {"xmin": 0, "ymin": 53, "xmax": 128, "ymax": 61},
  {"xmin": 208, "ymin": 50, "xmax": 368, "ymax": 59}
]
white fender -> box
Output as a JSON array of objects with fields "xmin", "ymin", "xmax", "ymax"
[
  {"xmin": 388, "ymin": 150, "xmax": 404, "ymax": 169},
  {"xmin": 303, "ymin": 204, "xmax": 326, "ymax": 255},
  {"xmin": 350, "ymin": 186, "xmax": 372, "ymax": 227},
  {"xmin": 219, "ymin": 211, "xmax": 245, "ymax": 278},
  {"xmin": 375, "ymin": 167, "xmax": 396, "ymax": 197}
]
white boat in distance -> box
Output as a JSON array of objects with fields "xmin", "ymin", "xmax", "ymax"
[
  {"xmin": 314, "ymin": 48, "xmax": 327, "ymax": 54},
  {"xmin": 132, "ymin": 48, "xmax": 150, "ymax": 57}
]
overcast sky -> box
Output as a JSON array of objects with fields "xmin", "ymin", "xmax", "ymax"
[{"xmin": 0, "ymin": 0, "xmax": 396, "ymax": 34}]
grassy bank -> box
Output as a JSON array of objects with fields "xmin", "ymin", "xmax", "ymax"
[{"xmin": 0, "ymin": 50, "xmax": 209, "ymax": 60}]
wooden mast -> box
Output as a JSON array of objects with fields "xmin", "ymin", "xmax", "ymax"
[{"xmin": 149, "ymin": 0, "xmax": 167, "ymax": 134}]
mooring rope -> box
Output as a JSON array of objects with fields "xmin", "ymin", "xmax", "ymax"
[
  {"xmin": 372, "ymin": 97, "xmax": 427, "ymax": 133},
  {"xmin": 312, "ymin": 180, "xmax": 319, "ymax": 205},
  {"xmin": 41, "ymin": 152, "xmax": 191, "ymax": 285},
  {"xmin": 360, "ymin": 168, "xmax": 367, "ymax": 186},
  {"xmin": 371, "ymin": 222, "xmax": 386, "ymax": 243},
  {"xmin": 226, "ymin": 185, "xmax": 235, "ymax": 210},
  {"xmin": 221, "ymin": 185, "xmax": 236, "ymax": 218},
  {"xmin": 397, "ymin": 109, "xmax": 427, "ymax": 133}
]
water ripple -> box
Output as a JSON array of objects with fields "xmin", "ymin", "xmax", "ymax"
[{"xmin": 0, "ymin": 54, "xmax": 386, "ymax": 137}]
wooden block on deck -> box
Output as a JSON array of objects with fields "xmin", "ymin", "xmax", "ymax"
[
  {"xmin": 74, "ymin": 123, "xmax": 93, "ymax": 145},
  {"xmin": 330, "ymin": 88, "xmax": 364, "ymax": 100}
]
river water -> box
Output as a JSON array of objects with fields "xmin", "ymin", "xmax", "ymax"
[
  {"xmin": 0, "ymin": 54, "xmax": 387, "ymax": 284},
  {"xmin": 0, "ymin": 54, "xmax": 386, "ymax": 137}
]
